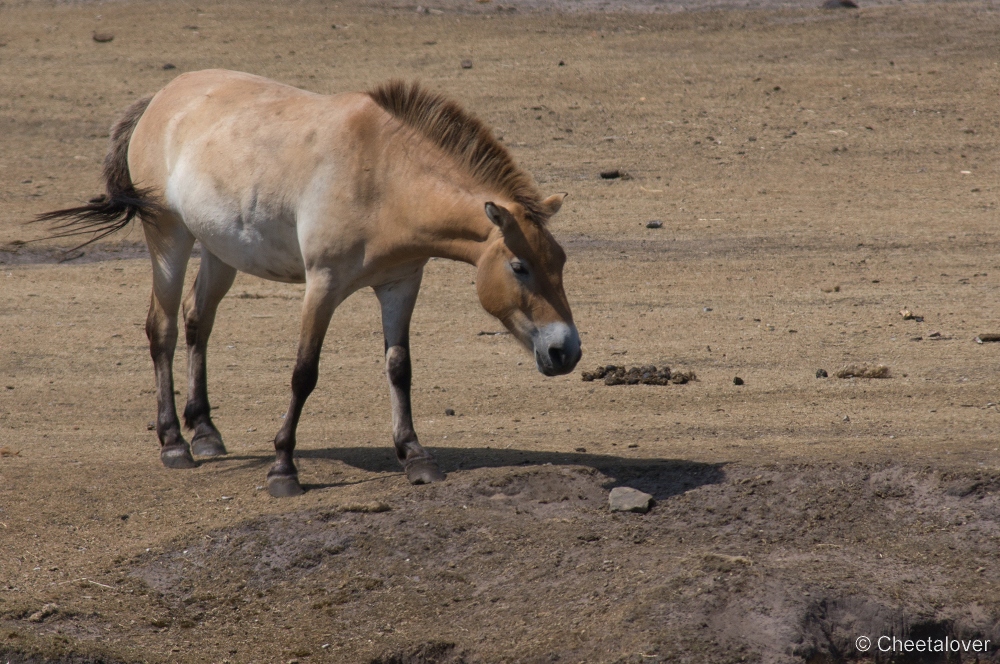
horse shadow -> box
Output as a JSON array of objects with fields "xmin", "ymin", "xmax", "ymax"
[{"xmin": 294, "ymin": 445, "xmax": 726, "ymax": 501}]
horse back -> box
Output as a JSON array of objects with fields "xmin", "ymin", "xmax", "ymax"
[{"xmin": 127, "ymin": 69, "xmax": 394, "ymax": 282}]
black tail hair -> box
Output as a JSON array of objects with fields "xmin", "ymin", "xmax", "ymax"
[{"xmin": 33, "ymin": 95, "xmax": 162, "ymax": 249}]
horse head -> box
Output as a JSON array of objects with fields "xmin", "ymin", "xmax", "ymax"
[{"xmin": 476, "ymin": 194, "xmax": 582, "ymax": 377}]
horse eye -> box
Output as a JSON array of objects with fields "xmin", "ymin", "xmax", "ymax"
[{"xmin": 510, "ymin": 260, "xmax": 529, "ymax": 276}]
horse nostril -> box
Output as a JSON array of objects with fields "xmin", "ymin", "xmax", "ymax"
[{"xmin": 548, "ymin": 346, "xmax": 566, "ymax": 367}]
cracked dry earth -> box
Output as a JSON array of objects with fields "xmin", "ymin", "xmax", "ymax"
[{"xmin": 3, "ymin": 0, "xmax": 1000, "ymax": 662}]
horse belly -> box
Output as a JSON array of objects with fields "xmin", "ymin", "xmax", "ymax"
[
  {"xmin": 199, "ymin": 213, "xmax": 306, "ymax": 284},
  {"xmin": 172, "ymin": 191, "xmax": 307, "ymax": 283}
]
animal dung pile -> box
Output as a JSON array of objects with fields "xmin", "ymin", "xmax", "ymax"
[
  {"xmin": 581, "ymin": 364, "xmax": 696, "ymax": 385},
  {"xmin": 835, "ymin": 364, "xmax": 890, "ymax": 379}
]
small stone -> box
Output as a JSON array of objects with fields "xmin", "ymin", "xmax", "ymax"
[
  {"xmin": 646, "ymin": 220, "xmax": 663, "ymax": 229},
  {"xmin": 733, "ymin": 376, "xmax": 744, "ymax": 385},
  {"xmin": 816, "ymin": 369, "xmax": 828, "ymax": 378},
  {"xmin": 341, "ymin": 501, "xmax": 390, "ymax": 513},
  {"xmin": 147, "ymin": 421, "xmax": 156, "ymax": 431},
  {"xmin": 975, "ymin": 334, "xmax": 1000, "ymax": 343},
  {"xmin": 27, "ymin": 603, "xmax": 58, "ymax": 623},
  {"xmin": 600, "ymin": 169, "xmax": 621, "ymax": 179},
  {"xmin": 822, "ymin": 0, "xmax": 858, "ymax": 7},
  {"xmin": 835, "ymin": 364, "xmax": 890, "ymax": 379},
  {"xmin": 444, "ymin": 408, "xmax": 456, "ymax": 416},
  {"xmin": 92, "ymin": 32, "xmax": 115, "ymax": 43},
  {"xmin": 609, "ymin": 487, "xmax": 653, "ymax": 514},
  {"xmin": 575, "ymin": 447, "xmax": 586, "ymax": 453},
  {"xmin": 558, "ymin": 60, "xmax": 565, "ymax": 66},
  {"xmin": 162, "ymin": 63, "xmax": 176, "ymax": 70},
  {"xmin": 460, "ymin": 59, "xmax": 473, "ymax": 69}
]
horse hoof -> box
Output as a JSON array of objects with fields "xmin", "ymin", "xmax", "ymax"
[
  {"xmin": 160, "ymin": 444, "xmax": 197, "ymax": 469},
  {"xmin": 191, "ymin": 432, "xmax": 227, "ymax": 457},
  {"xmin": 267, "ymin": 475, "xmax": 304, "ymax": 498},
  {"xmin": 405, "ymin": 458, "xmax": 446, "ymax": 485}
]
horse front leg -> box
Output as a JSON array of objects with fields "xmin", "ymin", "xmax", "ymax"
[
  {"xmin": 267, "ymin": 274, "xmax": 343, "ymax": 497},
  {"xmin": 182, "ymin": 251, "xmax": 237, "ymax": 457},
  {"xmin": 374, "ymin": 268, "xmax": 445, "ymax": 484}
]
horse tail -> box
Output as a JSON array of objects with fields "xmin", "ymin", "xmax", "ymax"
[{"xmin": 35, "ymin": 95, "xmax": 162, "ymax": 247}]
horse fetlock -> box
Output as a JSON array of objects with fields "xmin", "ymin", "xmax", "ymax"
[
  {"xmin": 182, "ymin": 399, "xmax": 212, "ymax": 429},
  {"xmin": 157, "ymin": 421, "xmax": 185, "ymax": 447},
  {"xmin": 160, "ymin": 443, "xmax": 197, "ymax": 469},
  {"xmin": 394, "ymin": 436, "xmax": 423, "ymax": 462}
]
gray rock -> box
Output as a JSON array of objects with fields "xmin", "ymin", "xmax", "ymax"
[{"xmin": 608, "ymin": 487, "xmax": 653, "ymax": 514}]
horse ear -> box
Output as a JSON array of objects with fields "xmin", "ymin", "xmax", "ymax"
[
  {"xmin": 484, "ymin": 202, "xmax": 516, "ymax": 232},
  {"xmin": 541, "ymin": 193, "xmax": 567, "ymax": 216}
]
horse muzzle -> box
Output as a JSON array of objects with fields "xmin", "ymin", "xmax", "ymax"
[{"xmin": 533, "ymin": 322, "xmax": 582, "ymax": 376}]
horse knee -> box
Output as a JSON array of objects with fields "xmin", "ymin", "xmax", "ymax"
[
  {"xmin": 385, "ymin": 345, "xmax": 411, "ymax": 389},
  {"xmin": 146, "ymin": 311, "xmax": 177, "ymax": 357},
  {"xmin": 184, "ymin": 316, "xmax": 200, "ymax": 347},
  {"xmin": 290, "ymin": 355, "xmax": 319, "ymax": 398}
]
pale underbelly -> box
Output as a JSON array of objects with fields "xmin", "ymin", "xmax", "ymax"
[
  {"xmin": 165, "ymin": 162, "xmax": 308, "ymax": 283},
  {"xmin": 186, "ymin": 212, "xmax": 307, "ymax": 283}
]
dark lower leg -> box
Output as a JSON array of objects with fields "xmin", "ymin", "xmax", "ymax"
[
  {"xmin": 266, "ymin": 346, "xmax": 320, "ymax": 497},
  {"xmin": 181, "ymin": 255, "xmax": 235, "ymax": 457},
  {"xmin": 386, "ymin": 343, "xmax": 444, "ymax": 484},
  {"xmin": 147, "ymin": 301, "xmax": 194, "ymax": 469},
  {"xmin": 266, "ymin": 280, "xmax": 340, "ymax": 498},
  {"xmin": 182, "ymin": 317, "xmax": 226, "ymax": 456},
  {"xmin": 374, "ymin": 270, "xmax": 442, "ymax": 484}
]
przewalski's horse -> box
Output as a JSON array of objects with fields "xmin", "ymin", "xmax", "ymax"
[{"xmin": 38, "ymin": 69, "xmax": 581, "ymax": 497}]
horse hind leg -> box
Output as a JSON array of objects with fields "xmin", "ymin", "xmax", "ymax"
[
  {"xmin": 374, "ymin": 268, "xmax": 445, "ymax": 485},
  {"xmin": 143, "ymin": 216, "xmax": 197, "ymax": 468},
  {"xmin": 182, "ymin": 250, "xmax": 237, "ymax": 457}
]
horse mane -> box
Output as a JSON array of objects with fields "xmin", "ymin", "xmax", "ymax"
[{"xmin": 368, "ymin": 81, "xmax": 546, "ymax": 226}]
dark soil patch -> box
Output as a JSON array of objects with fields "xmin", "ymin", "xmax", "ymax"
[
  {"xmin": 0, "ymin": 240, "xmax": 150, "ymax": 266},
  {"xmin": 109, "ymin": 463, "xmax": 1000, "ymax": 662}
]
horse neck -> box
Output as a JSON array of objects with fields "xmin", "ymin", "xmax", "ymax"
[{"xmin": 392, "ymin": 173, "xmax": 504, "ymax": 267}]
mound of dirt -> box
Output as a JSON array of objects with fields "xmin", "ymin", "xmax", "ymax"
[
  {"xmin": 114, "ymin": 462, "xmax": 1000, "ymax": 662},
  {"xmin": 581, "ymin": 364, "xmax": 696, "ymax": 385}
]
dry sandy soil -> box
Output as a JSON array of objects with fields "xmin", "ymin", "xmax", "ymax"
[{"xmin": 3, "ymin": 0, "xmax": 1000, "ymax": 662}]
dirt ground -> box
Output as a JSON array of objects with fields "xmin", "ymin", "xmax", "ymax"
[{"xmin": 3, "ymin": 0, "xmax": 1000, "ymax": 662}]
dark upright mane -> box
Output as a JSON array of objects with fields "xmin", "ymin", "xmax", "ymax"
[{"xmin": 368, "ymin": 81, "xmax": 546, "ymax": 226}]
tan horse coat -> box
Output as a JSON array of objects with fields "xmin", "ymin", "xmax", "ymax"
[{"xmin": 40, "ymin": 69, "xmax": 581, "ymax": 496}]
